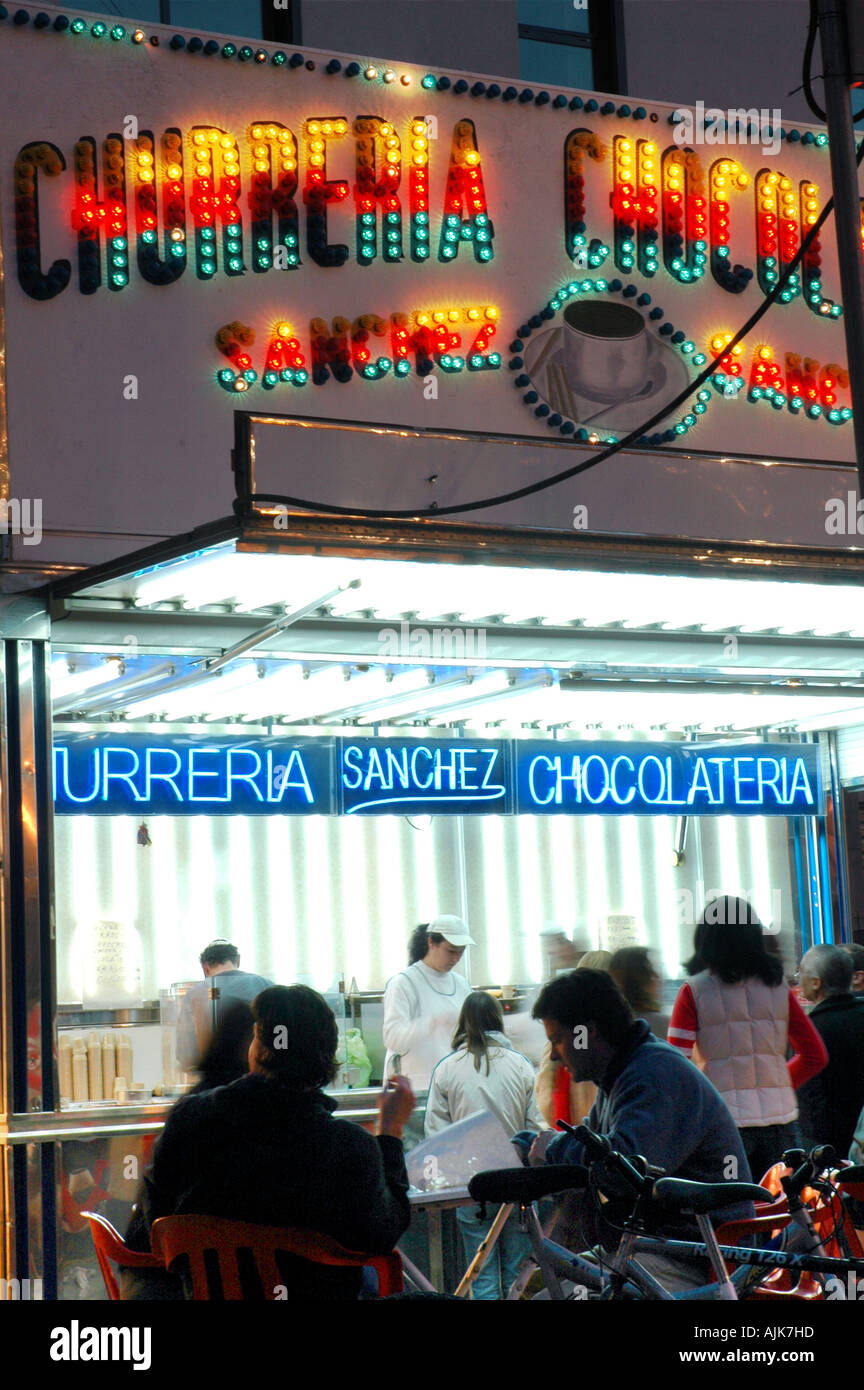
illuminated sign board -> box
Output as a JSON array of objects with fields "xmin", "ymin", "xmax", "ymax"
[
  {"xmin": 0, "ymin": 10, "xmax": 860, "ymax": 563},
  {"xmin": 339, "ymin": 738, "xmax": 509, "ymax": 815},
  {"xmin": 52, "ymin": 734, "xmax": 820, "ymax": 817},
  {"xmin": 53, "ymin": 735, "xmax": 333, "ymax": 815},
  {"xmin": 514, "ymin": 741, "xmax": 820, "ymax": 816}
]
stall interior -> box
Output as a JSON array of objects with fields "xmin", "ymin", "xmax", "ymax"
[{"xmin": 49, "ymin": 544, "xmax": 864, "ymax": 1103}]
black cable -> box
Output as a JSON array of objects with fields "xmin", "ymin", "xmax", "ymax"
[
  {"xmin": 804, "ymin": 0, "xmax": 827, "ymax": 123},
  {"xmin": 249, "ymin": 126, "xmax": 864, "ymax": 522}
]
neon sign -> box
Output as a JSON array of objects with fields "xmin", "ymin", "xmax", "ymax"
[
  {"xmin": 515, "ymin": 741, "xmax": 819, "ymax": 815},
  {"xmin": 340, "ymin": 738, "xmax": 509, "ymax": 814},
  {"xmin": 53, "ymin": 736, "xmax": 332, "ymax": 815},
  {"xmin": 52, "ymin": 735, "xmax": 820, "ymax": 818}
]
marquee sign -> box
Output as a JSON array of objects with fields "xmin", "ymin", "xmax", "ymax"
[
  {"xmin": 0, "ymin": 8, "xmax": 859, "ymax": 552},
  {"xmin": 52, "ymin": 734, "xmax": 821, "ymax": 818}
]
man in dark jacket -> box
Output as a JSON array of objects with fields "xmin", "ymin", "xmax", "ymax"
[
  {"xmin": 126, "ymin": 985, "xmax": 414, "ymax": 1299},
  {"xmin": 527, "ymin": 970, "xmax": 756, "ymax": 1290},
  {"xmin": 798, "ymin": 945, "xmax": 864, "ymax": 1158}
]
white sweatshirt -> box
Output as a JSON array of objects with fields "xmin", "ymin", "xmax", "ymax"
[
  {"xmin": 424, "ymin": 1032, "xmax": 547, "ymax": 1138},
  {"xmin": 382, "ymin": 961, "xmax": 472, "ymax": 1090}
]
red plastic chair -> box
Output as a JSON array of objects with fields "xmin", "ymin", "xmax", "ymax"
[
  {"xmin": 82, "ymin": 1211, "xmax": 163, "ymax": 1300},
  {"xmin": 716, "ymin": 1161, "xmax": 863, "ymax": 1300},
  {"xmin": 150, "ymin": 1215, "xmax": 403, "ymax": 1300}
]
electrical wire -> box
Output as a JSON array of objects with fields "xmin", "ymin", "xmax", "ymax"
[
  {"xmin": 804, "ymin": 0, "xmax": 827, "ymax": 123},
  {"xmin": 247, "ymin": 95, "xmax": 864, "ymax": 522}
]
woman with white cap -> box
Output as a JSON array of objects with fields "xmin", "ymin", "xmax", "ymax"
[{"xmin": 382, "ymin": 916, "xmax": 474, "ymax": 1092}]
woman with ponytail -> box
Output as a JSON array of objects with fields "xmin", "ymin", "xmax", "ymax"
[{"xmin": 425, "ymin": 991, "xmax": 546, "ymax": 1298}]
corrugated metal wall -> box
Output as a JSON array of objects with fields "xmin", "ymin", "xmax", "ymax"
[{"xmin": 54, "ymin": 810, "xmax": 800, "ymax": 1000}]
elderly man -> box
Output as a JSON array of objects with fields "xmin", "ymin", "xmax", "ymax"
[{"xmin": 797, "ymin": 944, "xmax": 864, "ymax": 1157}]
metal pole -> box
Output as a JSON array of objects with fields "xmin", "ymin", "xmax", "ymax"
[{"xmin": 817, "ymin": 0, "xmax": 864, "ymax": 497}]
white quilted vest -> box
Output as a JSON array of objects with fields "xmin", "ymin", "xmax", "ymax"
[{"xmin": 690, "ymin": 971, "xmax": 797, "ymax": 1127}]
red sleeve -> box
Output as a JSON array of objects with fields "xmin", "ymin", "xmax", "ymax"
[
  {"xmin": 787, "ymin": 989, "xmax": 828, "ymax": 1089},
  {"xmin": 667, "ymin": 983, "xmax": 698, "ymax": 1058}
]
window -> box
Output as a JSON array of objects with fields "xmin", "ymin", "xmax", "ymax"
[
  {"xmin": 518, "ymin": 0, "xmax": 625, "ymax": 94},
  {"xmin": 65, "ymin": 1, "xmax": 297, "ymax": 42}
]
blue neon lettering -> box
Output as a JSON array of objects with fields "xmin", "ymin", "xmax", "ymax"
[
  {"xmin": 226, "ymin": 747, "xmax": 264, "ymax": 802},
  {"xmin": 365, "ymin": 746, "xmax": 387, "ymax": 791},
  {"xmin": 732, "ymin": 757, "xmax": 760, "ymax": 805},
  {"xmin": 434, "ymin": 747, "xmax": 458, "ymax": 790},
  {"xmin": 708, "ymin": 757, "xmax": 732, "ymax": 800},
  {"xmin": 637, "ymin": 755, "xmax": 665, "ymax": 804},
  {"xmin": 582, "ymin": 754, "xmax": 610, "ymax": 805},
  {"xmin": 456, "ymin": 747, "xmax": 479, "ymax": 788},
  {"xmin": 102, "ymin": 746, "xmax": 144, "ymax": 803},
  {"xmin": 188, "ymin": 747, "xmax": 227, "ymax": 802},
  {"xmin": 663, "ymin": 756, "xmax": 687, "ymax": 806},
  {"xmin": 479, "ymin": 748, "xmax": 499, "ymax": 790},
  {"xmin": 385, "ymin": 746, "xmax": 409, "ymax": 790},
  {"xmin": 687, "ymin": 756, "xmax": 718, "ymax": 805},
  {"xmin": 342, "ymin": 745, "xmax": 364, "ymax": 790},
  {"xmin": 555, "ymin": 756, "xmax": 581, "ymax": 805},
  {"xmin": 276, "ymin": 749, "xmax": 314, "ymax": 804},
  {"xmin": 610, "ymin": 755, "xmax": 636, "ymax": 805},
  {"xmin": 144, "ymin": 747, "xmax": 183, "ymax": 802},
  {"xmin": 410, "ymin": 746, "xmax": 434, "ymax": 790},
  {"xmin": 55, "ymin": 746, "xmax": 100, "ymax": 804},
  {"xmin": 756, "ymin": 758, "xmax": 782, "ymax": 804},
  {"xmin": 788, "ymin": 758, "xmax": 815, "ymax": 806},
  {"xmin": 528, "ymin": 754, "xmax": 555, "ymax": 805}
]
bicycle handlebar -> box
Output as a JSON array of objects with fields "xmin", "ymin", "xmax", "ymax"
[{"xmin": 781, "ymin": 1143, "xmax": 838, "ymax": 1203}]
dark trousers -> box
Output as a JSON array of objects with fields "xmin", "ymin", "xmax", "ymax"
[{"xmin": 739, "ymin": 1121, "xmax": 800, "ymax": 1185}]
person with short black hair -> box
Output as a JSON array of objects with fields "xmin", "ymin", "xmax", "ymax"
[
  {"xmin": 667, "ymin": 898, "xmax": 827, "ymax": 1182},
  {"xmin": 175, "ymin": 938, "xmax": 273, "ymax": 1073},
  {"xmin": 126, "ymin": 985, "xmax": 414, "ymax": 1300},
  {"xmin": 797, "ymin": 945, "xmax": 864, "ymax": 1157},
  {"xmin": 527, "ymin": 969, "xmax": 755, "ymax": 1287}
]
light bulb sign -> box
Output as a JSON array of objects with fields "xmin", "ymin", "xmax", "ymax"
[
  {"xmin": 0, "ymin": 10, "xmax": 860, "ymax": 555},
  {"xmin": 52, "ymin": 733, "xmax": 820, "ymax": 818}
]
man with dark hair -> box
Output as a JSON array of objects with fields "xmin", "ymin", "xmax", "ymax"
[
  {"xmin": 126, "ymin": 985, "xmax": 414, "ymax": 1299},
  {"xmin": 176, "ymin": 939, "xmax": 273, "ymax": 1072},
  {"xmin": 840, "ymin": 942, "xmax": 864, "ymax": 998},
  {"xmin": 798, "ymin": 945, "xmax": 864, "ymax": 1156},
  {"xmin": 530, "ymin": 970, "xmax": 754, "ymax": 1229}
]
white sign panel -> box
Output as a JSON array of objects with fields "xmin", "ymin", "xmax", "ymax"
[{"xmin": 0, "ymin": 8, "xmax": 859, "ymax": 553}]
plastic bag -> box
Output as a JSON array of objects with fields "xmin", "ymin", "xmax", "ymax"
[{"xmin": 345, "ymin": 1028, "xmax": 372, "ymax": 1088}]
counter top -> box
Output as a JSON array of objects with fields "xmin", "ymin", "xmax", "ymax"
[{"xmin": 1, "ymin": 1085, "xmax": 426, "ymax": 1143}]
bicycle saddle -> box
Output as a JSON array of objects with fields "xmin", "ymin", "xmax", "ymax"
[
  {"xmin": 651, "ymin": 1177, "xmax": 772, "ymax": 1215},
  {"xmin": 468, "ymin": 1165, "xmax": 589, "ymax": 1205}
]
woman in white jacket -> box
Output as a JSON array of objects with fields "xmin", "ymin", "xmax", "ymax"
[
  {"xmin": 425, "ymin": 991, "xmax": 547, "ymax": 1299},
  {"xmin": 382, "ymin": 917, "xmax": 474, "ymax": 1091}
]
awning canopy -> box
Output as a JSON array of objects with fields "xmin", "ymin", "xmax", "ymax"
[{"xmin": 44, "ymin": 515, "xmax": 864, "ymax": 736}]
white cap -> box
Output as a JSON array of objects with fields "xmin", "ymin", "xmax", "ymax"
[{"xmin": 429, "ymin": 914, "xmax": 475, "ymax": 947}]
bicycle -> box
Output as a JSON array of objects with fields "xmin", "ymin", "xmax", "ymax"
[{"xmin": 468, "ymin": 1125, "xmax": 864, "ymax": 1301}]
